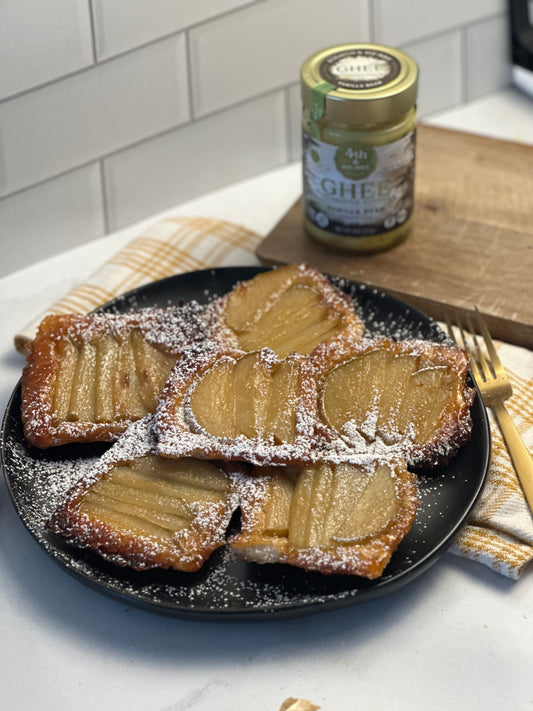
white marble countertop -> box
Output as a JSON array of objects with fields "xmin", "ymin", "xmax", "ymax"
[{"xmin": 1, "ymin": 88, "xmax": 532, "ymax": 711}]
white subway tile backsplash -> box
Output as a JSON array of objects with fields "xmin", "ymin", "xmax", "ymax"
[
  {"xmin": 92, "ymin": 0, "xmax": 255, "ymax": 61},
  {"xmin": 0, "ymin": 164, "xmax": 105, "ymax": 278},
  {"xmin": 0, "ymin": 36, "xmax": 190, "ymax": 199},
  {"xmin": 103, "ymin": 91, "xmax": 288, "ymax": 230},
  {"xmin": 374, "ymin": 0, "xmax": 506, "ymax": 47},
  {"xmin": 403, "ymin": 32, "xmax": 463, "ymax": 116},
  {"xmin": 466, "ymin": 15, "xmax": 512, "ymax": 100},
  {"xmin": 189, "ymin": 0, "xmax": 371, "ymax": 118},
  {"xmin": 0, "ymin": 0, "xmax": 94, "ymax": 101},
  {"xmin": 0, "ymin": 0, "xmax": 517, "ymax": 278}
]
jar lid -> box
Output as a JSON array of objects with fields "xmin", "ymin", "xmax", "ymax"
[{"xmin": 301, "ymin": 43, "xmax": 418, "ymax": 123}]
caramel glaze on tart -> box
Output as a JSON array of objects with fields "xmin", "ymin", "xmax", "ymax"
[
  {"xmin": 46, "ymin": 416, "xmax": 241, "ymax": 572},
  {"xmin": 21, "ymin": 305, "xmax": 211, "ymax": 448},
  {"xmin": 230, "ymin": 458, "xmax": 419, "ymax": 579}
]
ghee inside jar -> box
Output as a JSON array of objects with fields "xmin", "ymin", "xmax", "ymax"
[{"xmin": 301, "ymin": 44, "xmax": 419, "ymax": 254}]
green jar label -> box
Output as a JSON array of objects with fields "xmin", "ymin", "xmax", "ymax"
[
  {"xmin": 303, "ymin": 129, "xmax": 416, "ymax": 237},
  {"xmin": 334, "ymin": 143, "xmax": 378, "ymax": 180}
]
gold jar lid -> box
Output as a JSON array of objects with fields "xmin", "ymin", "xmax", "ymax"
[{"xmin": 301, "ymin": 43, "xmax": 418, "ymax": 124}]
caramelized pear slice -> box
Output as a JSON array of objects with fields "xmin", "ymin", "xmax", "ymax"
[
  {"xmin": 237, "ymin": 285, "xmax": 337, "ymax": 356},
  {"xmin": 189, "ymin": 356, "xmax": 236, "ymax": 437},
  {"xmin": 131, "ymin": 330, "xmax": 176, "ymax": 412},
  {"xmin": 233, "ymin": 351, "xmax": 272, "ymax": 438},
  {"xmin": 260, "ymin": 466, "xmax": 297, "ymax": 537},
  {"xmin": 51, "ymin": 339, "xmax": 78, "ymax": 422},
  {"xmin": 224, "ymin": 266, "xmax": 297, "ymax": 332},
  {"xmin": 287, "ymin": 461, "xmax": 401, "ymax": 548},
  {"xmin": 274, "ymin": 314, "xmax": 343, "ymax": 357},
  {"xmin": 95, "ymin": 333, "xmax": 120, "ymax": 422},
  {"xmin": 375, "ymin": 354, "xmax": 417, "ymax": 437},
  {"xmin": 395, "ymin": 365, "xmax": 448, "ymax": 439},
  {"xmin": 79, "ymin": 489, "xmax": 191, "ymax": 536},
  {"xmin": 114, "ymin": 334, "xmax": 147, "ymax": 420},
  {"xmin": 266, "ymin": 358, "xmax": 301, "ymax": 444},
  {"xmin": 76, "ymin": 454, "xmax": 231, "ymax": 533},
  {"xmin": 129, "ymin": 455, "xmax": 231, "ymax": 494},
  {"xmin": 187, "ymin": 351, "xmax": 301, "ymax": 443},
  {"xmin": 289, "ymin": 461, "xmax": 336, "ymax": 548},
  {"xmin": 158, "ymin": 348, "xmax": 315, "ymax": 465},
  {"xmin": 321, "ymin": 349, "xmax": 389, "ymax": 438},
  {"xmin": 87, "ymin": 469, "xmax": 195, "ymax": 520},
  {"xmin": 331, "ymin": 463, "xmax": 402, "ymax": 542},
  {"xmin": 67, "ymin": 341, "xmax": 97, "ymax": 422}
]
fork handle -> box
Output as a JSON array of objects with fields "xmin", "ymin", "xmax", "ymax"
[{"xmin": 492, "ymin": 402, "xmax": 533, "ymax": 513}]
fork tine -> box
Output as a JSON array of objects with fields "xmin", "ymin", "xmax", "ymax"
[
  {"xmin": 460, "ymin": 316, "xmax": 484, "ymax": 382},
  {"xmin": 474, "ymin": 306, "xmax": 502, "ymax": 377},
  {"xmin": 446, "ymin": 310, "xmax": 483, "ymax": 382},
  {"xmin": 464, "ymin": 312, "xmax": 492, "ymax": 382},
  {"xmin": 444, "ymin": 313, "xmax": 455, "ymax": 343}
]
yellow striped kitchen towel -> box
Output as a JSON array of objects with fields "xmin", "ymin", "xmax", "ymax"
[
  {"xmin": 14, "ymin": 215, "xmax": 262, "ymax": 354},
  {"xmin": 449, "ymin": 341, "xmax": 533, "ymax": 579}
]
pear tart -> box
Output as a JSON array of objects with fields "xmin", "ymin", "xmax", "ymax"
[
  {"xmin": 230, "ymin": 458, "xmax": 419, "ymax": 579},
  {"xmin": 313, "ymin": 336, "xmax": 475, "ymax": 467},
  {"xmin": 47, "ymin": 416, "xmax": 241, "ymax": 571},
  {"xmin": 21, "ymin": 305, "xmax": 211, "ymax": 448},
  {"xmin": 208, "ymin": 263, "xmax": 364, "ymax": 357},
  {"xmin": 156, "ymin": 346, "xmax": 319, "ymax": 466}
]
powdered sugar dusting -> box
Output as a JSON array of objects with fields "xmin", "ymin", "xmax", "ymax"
[{"xmin": 2, "ymin": 266, "xmax": 487, "ymax": 618}]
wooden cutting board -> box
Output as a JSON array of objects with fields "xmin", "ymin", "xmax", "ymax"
[{"xmin": 257, "ymin": 124, "xmax": 533, "ymax": 349}]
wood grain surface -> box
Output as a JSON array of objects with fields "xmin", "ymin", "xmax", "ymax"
[{"xmin": 256, "ymin": 124, "xmax": 533, "ymax": 349}]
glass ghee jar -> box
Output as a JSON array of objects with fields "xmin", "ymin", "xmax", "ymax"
[{"xmin": 301, "ymin": 43, "xmax": 419, "ymax": 253}]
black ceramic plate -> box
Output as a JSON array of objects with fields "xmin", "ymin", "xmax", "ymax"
[{"xmin": 1, "ymin": 267, "xmax": 490, "ymax": 620}]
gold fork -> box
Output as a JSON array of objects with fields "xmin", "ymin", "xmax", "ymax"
[{"xmin": 446, "ymin": 307, "xmax": 533, "ymax": 514}]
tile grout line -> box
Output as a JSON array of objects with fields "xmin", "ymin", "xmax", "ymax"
[
  {"xmin": 369, "ymin": 0, "xmax": 377, "ymax": 43},
  {"xmin": 184, "ymin": 29, "xmax": 196, "ymax": 121},
  {"xmin": 98, "ymin": 159, "xmax": 111, "ymax": 234},
  {"xmin": 283, "ymin": 87, "xmax": 293, "ymax": 162},
  {"xmin": 461, "ymin": 25, "xmax": 469, "ymax": 103},
  {"xmin": 87, "ymin": 0, "xmax": 99, "ymax": 65}
]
